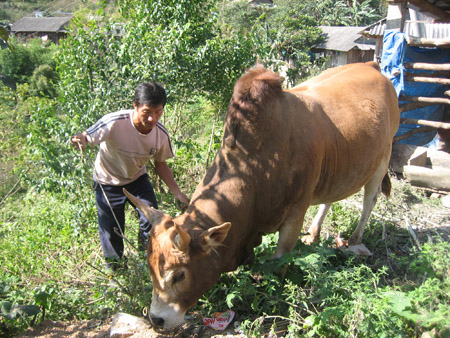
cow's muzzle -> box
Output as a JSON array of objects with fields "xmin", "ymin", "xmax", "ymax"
[{"xmin": 149, "ymin": 315, "xmax": 165, "ymax": 329}]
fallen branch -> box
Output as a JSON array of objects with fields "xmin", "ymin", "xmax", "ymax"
[
  {"xmin": 85, "ymin": 261, "xmax": 131, "ymax": 296},
  {"xmin": 0, "ymin": 177, "xmax": 23, "ymax": 206}
]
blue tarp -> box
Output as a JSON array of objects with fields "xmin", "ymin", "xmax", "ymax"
[{"xmin": 380, "ymin": 30, "xmax": 450, "ymax": 146}]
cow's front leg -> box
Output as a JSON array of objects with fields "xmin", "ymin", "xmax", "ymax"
[{"xmin": 273, "ymin": 203, "xmax": 309, "ymax": 259}]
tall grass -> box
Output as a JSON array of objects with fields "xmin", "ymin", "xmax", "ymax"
[{"xmin": 1, "ymin": 176, "xmax": 449, "ymax": 337}]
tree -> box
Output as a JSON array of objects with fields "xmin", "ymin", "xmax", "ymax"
[
  {"xmin": 299, "ymin": 0, "xmax": 383, "ymax": 26},
  {"xmin": 0, "ymin": 42, "xmax": 34, "ymax": 83},
  {"xmin": 0, "ymin": 37, "xmax": 56, "ymax": 85},
  {"xmin": 30, "ymin": 0, "xmax": 256, "ymax": 192},
  {"xmin": 218, "ymin": 0, "xmax": 324, "ymax": 86}
]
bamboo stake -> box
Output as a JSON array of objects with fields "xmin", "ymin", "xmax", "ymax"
[
  {"xmin": 404, "ymin": 62, "xmax": 450, "ymax": 71},
  {"xmin": 405, "ymin": 75, "xmax": 450, "ymax": 85},
  {"xmin": 401, "ymin": 96, "xmax": 450, "ymax": 105},
  {"xmin": 401, "ymin": 118, "xmax": 450, "ymax": 130},
  {"xmin": 406, "ymin": 36, "xmax": 450, "ymax": 47}
]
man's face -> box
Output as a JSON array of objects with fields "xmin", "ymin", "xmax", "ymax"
[{"xmin": 133, "ymin": 103, "xmax": 164, "ymax": 134}]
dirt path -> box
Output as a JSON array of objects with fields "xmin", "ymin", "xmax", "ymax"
[{"xmin": 17, "ymin": 318, "xmax": 245, "ymax": 338}]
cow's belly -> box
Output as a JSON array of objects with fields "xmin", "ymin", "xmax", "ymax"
[
  {"xmin": 310, "ymin": 183, "xmax": 364, "ymax": 205},
  {"xmin": 309, "ymin": 146, "xmax": 388, "ymax": 205}
]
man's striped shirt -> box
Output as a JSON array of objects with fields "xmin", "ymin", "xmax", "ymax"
[{"xmin": 86, "ymin": 110, "xmax": 174, "ymax": 185}]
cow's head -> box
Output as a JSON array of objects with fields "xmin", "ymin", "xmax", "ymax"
[{"xmin": 123, "ymin": 188, "xmax": 231, "ymax": 330}]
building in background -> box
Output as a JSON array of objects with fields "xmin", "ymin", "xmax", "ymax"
[
  {"xmin": 11, "ymin": 17, "xmax": 71, "ymax": 44},
  {"xmin": 312, "ymin": 26, "xmax": 376, "ymax": 67}
]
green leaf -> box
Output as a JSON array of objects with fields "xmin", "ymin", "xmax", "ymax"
[
  {"xmin": 384, "ymin": 291, "xmax": 432, "ymax": 326},
  {"xmin": 34, "ymin": 291, "xmax": 51, "ymax": 307},
  {"xmin": 0, "ymin": 301, "xmax": 12, "ymax": 316},
  {"xmin": 226, "ymin": 291, "xmax": 242, "ymax": 308},
  {"xmin": 0, "ymin": 26, "xmax": 9, "ymax": 44}
]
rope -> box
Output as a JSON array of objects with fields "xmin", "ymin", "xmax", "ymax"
[{"xmin": 74, "ymin": 141, "xmax": 129, "ymax": 249}]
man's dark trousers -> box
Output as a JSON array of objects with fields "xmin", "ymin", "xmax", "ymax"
[{"xmin": 94, "ymin": 173, "xmax": 158, "ymax": 266}]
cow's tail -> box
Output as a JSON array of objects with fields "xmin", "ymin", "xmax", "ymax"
[{"xmin": 381, "ymin": 173, "xmax": 391, "ymax": 198}]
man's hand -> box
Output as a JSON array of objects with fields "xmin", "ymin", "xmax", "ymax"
[
  {"xmin": 174, "ymin": 192, "xmax": 189, "ymax": 210},
  {"xmin": 154, "ymin": 160, "xmax": 190, "ymax": 211},
  {"xmin": 71, "ymin": 132, "xmax": 87, "ymax": 150}
]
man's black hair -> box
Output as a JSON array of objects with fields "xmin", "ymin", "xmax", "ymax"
[{"xmin": 134, "ymin": 82, "xmax": 167, "ymax": 107}]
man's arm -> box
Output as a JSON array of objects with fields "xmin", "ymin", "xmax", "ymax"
[{"xmin": 154, "ymin": 160, "xmax": 190, "ymax": 207}]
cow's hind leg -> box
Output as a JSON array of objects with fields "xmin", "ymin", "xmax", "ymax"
[
  {"xmin": 301, "ymin": 203, "xmax": 331, "ymax": 244},
  {"xmin": 348, "ymin": 160, "xmax": 390, "ymax": 245},
  {"xmin": 273, "ymin": 203, "xmax": 309, "ymax": 259}
]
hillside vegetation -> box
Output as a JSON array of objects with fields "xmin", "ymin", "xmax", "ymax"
[
  {"xmin": 1, "ymin": 1, "xmax": 449, "ymax": 337},
  {"xmin": 0, "ymin": 0, "xmax": 113, "ymax": 23}
]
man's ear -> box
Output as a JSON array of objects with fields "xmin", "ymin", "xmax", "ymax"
[{"xmin": 199, "ymin": 222, "xmax": 231, "ymax": 253}]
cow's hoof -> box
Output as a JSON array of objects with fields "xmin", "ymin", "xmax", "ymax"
[
  {"xmin": 345, "ymin": 244, "xmax": 373, "ymax": 256},
  {"xmin": 301, "ymin": 234, "xmax": 317, "ymax": 245}
]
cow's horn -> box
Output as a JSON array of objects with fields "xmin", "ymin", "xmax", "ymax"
[
  {"xmin": 123, "ymin": 188, "xmax": 166, "ymax": 225},
  {"xmin": 174, "ymin": 224, "xmax": 191, "ymax": 251}
]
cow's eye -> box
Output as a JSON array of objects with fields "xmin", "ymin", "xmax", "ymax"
[{"xmin": 172, "ymin": 271, "xmax": 185, "ymax": 284}]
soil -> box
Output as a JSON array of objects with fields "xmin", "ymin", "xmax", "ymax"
[{"xmin": 16, "ymin": 318, "xmax": 245, "ymax": 338}]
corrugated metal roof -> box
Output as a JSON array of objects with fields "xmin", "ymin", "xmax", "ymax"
[
  {"xmin": 404, "ymin": 20, "xmax": 450, "ymax": 38},
  {"xmin": 360, "ymin": 10, "xmax": 450, "ymax": 41},
  {"xmin": 314, "ymin": 26, "xmax": 376, "ymax": 52},
  {"xmin": 11, "ymin": 17, "xmax": 71, "ymax": 33},
  {"xmin": 360, "ymin": 18, "xmax": 386, "ymax": 38}
]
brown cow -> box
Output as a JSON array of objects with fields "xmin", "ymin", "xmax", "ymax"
[{"xmin": 124, "ymin": 62, "xmax": 399, "ymax": 330}]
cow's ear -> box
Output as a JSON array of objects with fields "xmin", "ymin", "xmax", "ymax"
[
  {"xmin": 123, "ymin": 188, "xmax": 167, "ymax": 225},
  {"xmin": 174, "ymin": 224, "xmax": 191, "ymax": 252},
  {"xmin": 199, "ymin": 222, "xmax": 231, "ymax": 253}
]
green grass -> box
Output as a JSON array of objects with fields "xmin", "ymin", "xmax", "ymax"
[
  {"xmin": 0, "ymin": 187, "xmax": 155, "ymax": 334},
  {"xmin": 1, "ymin": 174, "xmax": 449, "ymax": 337}
]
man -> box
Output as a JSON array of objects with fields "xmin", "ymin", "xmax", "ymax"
[{"xmin": 71, "ymin": 82, "xmax": 189, "ymax": 271}]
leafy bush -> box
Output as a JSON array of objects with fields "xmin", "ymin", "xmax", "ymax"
[
  {"xmin": 197, "ymin": 236, "xmax": 450, "ymax": 337},
  {"xmin": 29, "ymin": 64, "xmax": 58, "ymax": 98},
  {"xmin": 0, "ymin": 41, "xmax": 34, "ymax": 83},
  {"xmin": 0, "ymin": 37, "xmax": 56, "ymax": 84}
]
